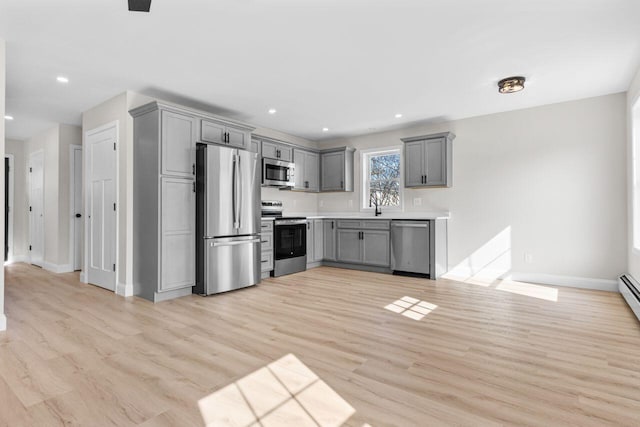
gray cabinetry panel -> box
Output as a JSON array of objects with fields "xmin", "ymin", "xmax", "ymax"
[
  {"xmin": 321, "ymin": 151, "xmax": 345, "ymax": 191},
  {"xmin": 200, "ymin": 119, "xmax": 226, "ymax": 145},
  {"xmin": 337, "ymin": 229, "xmax": 362, "ymax": 264},
  {"xmin": 425, "ymin": 138, "xmax": 446, "ymax": 186},
  {"xmin": 323, "ymin": 220, "xmax": 336, "ymax": 261},
  {"xmin": 313, "ymin": 219, "xmax": 324, "ymax": 262},
  {"xmin": 161, "ymin": 110, "xmax": 195, "ymax": 178},
  {"xmin": 306, "ymin": 220, "xmax": 314, "ymax": 262},
  {"xmin": 160, "ymin": 177, "xmax": 195, "ymax": 291},
  {"xmin": 404, "ymin": 141, "xmax": 424, "ymax": 187},
  {"xmin": 362, "ymin": 231, "xmax": 390, "ymax": 266},
  {"xmin": 262, "ymin": 140, "xmax": 292, "ymax": 161}
]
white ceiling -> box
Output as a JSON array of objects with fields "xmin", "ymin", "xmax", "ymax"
[{"xmin": 2, "ymin": 0, "xmax": 640, "ymax": 141}]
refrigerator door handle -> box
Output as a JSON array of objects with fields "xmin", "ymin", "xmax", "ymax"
[
  {"xmin": 213, "ymin": 238, "xmax": 260, "ymax": 247},
  {"xmin": 231, "ymin": 153, "xmax": 237, "ymax": 228},
  {"xmin": 236, "ymin": 153, "xmax": 242, "ymax": 230}
]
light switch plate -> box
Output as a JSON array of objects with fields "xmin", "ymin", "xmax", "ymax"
[
  {"xmin": 319, "ymin": 200, "xmax": 324, "ymax": 208},
  {"xmin": 413, "ymin": 197, "xmax": 422, "ymax": 206},
  {"xmin": 348, "ymin": 199, "xmax": 353, "ymax": 208}
]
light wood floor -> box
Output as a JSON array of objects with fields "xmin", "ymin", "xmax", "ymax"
[{"xmin": 1, "ymin": 263, "xmax": 640, "ymax": 426}]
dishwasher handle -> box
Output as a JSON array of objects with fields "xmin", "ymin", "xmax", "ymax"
[{"xmin": 391, "ymin": 222, "xmax": 428, "ymax": 229}]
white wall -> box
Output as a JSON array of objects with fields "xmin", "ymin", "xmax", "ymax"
[
  {"xmin": 57, "ymin": 124, "xmax": 82, "ymax": 266},
  {"xmin": 627, "ymin": 65, "xmax": 640, "ymax": 279},
  {"xmin": 5, "ymin": 139, "xmax": 28, "ymax": 260},
  {"xmin": 1, "ymin": 38, "xmax": 6, "ymax": 331},
  {"xmin": 319, "ymin": 93, "xmax": 627, "ymax": 285},
  {"xmin": 23, "ymin": 124, "xmax": 81, "ymax": 270}
]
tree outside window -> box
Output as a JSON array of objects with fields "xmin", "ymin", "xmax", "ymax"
[{"xmin": 362, "ymin": 148, "xmax": 402, "ymax": 210}]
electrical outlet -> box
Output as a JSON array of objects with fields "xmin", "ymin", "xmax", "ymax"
[
  {"xmin": 348, "ymin": 199, "xmax": 354, "ymax": 208},
  {"xmin": 413, "ymin": 197, "xmax": 422, "ymax": 206},
  {"xmin": 524, "ymin": 253, "xmax": 533, "ymax": 264},
  {"xmin": 292, "ymin": 199, "xmax": 297, "ymax": 208},
  {"xmin": 319, "ymin": 200, "xmax": 324, "ymax": 208}
]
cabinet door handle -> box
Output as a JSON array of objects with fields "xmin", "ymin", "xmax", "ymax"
[
  {"xmin": 192, "ymin": 164, "xmax": 195, "ymax": 175},
  {"xmin": 340, "ymin": 180, "xmax": 344, "ymax": 189},
  {"xmin": 192, "ymin": 182, "xmax": 196, "ymax": 193},
  {"xmin": 331, "ymin": 221, "xmax": 334, "ymax": 229}
]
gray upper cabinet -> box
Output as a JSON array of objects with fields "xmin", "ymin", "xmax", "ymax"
[
  {"xmin": 320, "ymin": 147, "xmax": 355, "ymax": 192},
  {"xmin": 161, "ymin": 110, "xmax": 196, "ymax": 178},
  {"xmin": 402, "ymin": 132, "xmax": 455, "ymax": 188},
  {"xmin": 200, "ymin": 118, "xmax": 252, "ymax": 150},
  {"xmin": 294, "ymin": 149, "xmax": 319, "ymax": 192},
  {"xmin": 262, "ymin": 140, "xmax": 292, "ymax": 161},
  {"xmin": 250, "ymin": 138, "xmax": 261, "ymax": 155},
  {"xmin": 323, "ymin": 220, "xmax": 336, "ymax": 261}
]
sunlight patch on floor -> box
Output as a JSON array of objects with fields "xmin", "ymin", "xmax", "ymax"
[
  {"xmin": 496, "ymin": 280, "xmax": 559, "ymax": 302},
  {"xmin": 385, "ymin": 296, "xmax": 438, "ymax": 320},
  {"xmin": 198, "ymin": 353, "xmax": 356, "ymax": 427}
]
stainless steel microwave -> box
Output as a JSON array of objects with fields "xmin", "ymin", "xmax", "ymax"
[{"xmin": 262, "ymin": 158, "xmax": 295, "ymax": 188}]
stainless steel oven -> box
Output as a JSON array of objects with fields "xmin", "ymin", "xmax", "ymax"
[
  {"xmin": 262, "ymin": 158, "xmax": 295, "ymax": 188},
  {"xmin": 273, "ymin": 218, "xmax": 307, "ymax": 276}
]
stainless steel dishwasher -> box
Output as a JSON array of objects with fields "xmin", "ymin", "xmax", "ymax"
[{"xmin": 391, "ymin": 220, "xmax": 430, "ymax": 276}]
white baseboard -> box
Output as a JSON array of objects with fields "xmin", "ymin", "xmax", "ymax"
[
  {"xmin": 116, "ymin": 282, "xmax": 134, "ymax": 297},
  {"xmin": 43, "ymin": 262, "xmax": 74, "ymax": 274},
  {"xmin": 79, "ymin": 272, "xmax": 87, "ymax": 283},
  {"xmin": 507, "ymin": 272, "xmax": 618, "ymax": 292},
  {"xmin": 4, "ymin": 255, "xmax": 29, "ymax": 265},
  {"xmin": 0, "ymin": 313, "xmax": 6, "ymax": 332}
]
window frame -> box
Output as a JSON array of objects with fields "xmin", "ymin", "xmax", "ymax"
[{"xmin": 360, "ymin": 146, "xmax": 404, "ymax": 212}]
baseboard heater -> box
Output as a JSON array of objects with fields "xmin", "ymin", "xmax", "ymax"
[{"xmin": 619, "ymin": 274, "xmax": 640, "ymax": 322}]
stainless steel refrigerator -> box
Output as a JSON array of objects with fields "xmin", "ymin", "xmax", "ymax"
[{"xmin": 194, "ymin": 143, "xmax": 261, "ymax": 295}]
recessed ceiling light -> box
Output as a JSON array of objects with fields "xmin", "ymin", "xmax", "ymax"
[
  {"xmin": 4, "ymin": 115, "xmax": 14, "ymax": 121},
  {"xmin": 498, "ymin": 76, "xmax": 525, "ymax": 94},
  {"xmin": 268, "ymin": 108, "xmax": 277, "ymax": 114},
  {"xmin": 395, "ymin": 113, "xmax": 403, "ymax": 118},
  {"xmin": 322, "ymin": 127, "xmax": 329, "ymax": 132},
  {"xmin": 56, "ymin": 76, "xmax": 69, "ymax": 83}
]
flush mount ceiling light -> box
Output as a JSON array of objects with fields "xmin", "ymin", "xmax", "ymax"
[
  {"xmin": 4, "ymin": 115, "xmax": 14, "ymax": 120},
  {"xmin": 395, "ymin": 113, "xmax": 403, "ymax": 118},
  {"xmin": 129, "ymin": 0, "xmax": 152, "ymax": 12},
  {"xmin": 498, "ymin": 76, "xmax": 525, "ymax": 94},
  {"xmin": 322, "ymin": 127, "xmax": 329, "ymax": 132},
  {"xmin": 56, "ymin": 76, "xmax": 69, "ymax": 83},
  {"xmin": 268, "ymin": 108, "xmax": 277, "ymax": 114}
]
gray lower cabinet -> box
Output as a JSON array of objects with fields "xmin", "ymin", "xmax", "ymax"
[
  {"xmin": 294, "ymin": 149, "xmax": 320, "ymax": 192},
  {"xmin": 323, "ymin": 220, "xmax": 336, "ymax": 261},
  {"xmin": 335, "ymin": 220, "xmax": 390, "ymax": 267},
  {"xmin": 200, "ymin": 118, "xmax": 252, "ymax": 150},
  {"xmin": 160, "ymin": 177, "xmax": 195, "ymax": 291},
  {"xmin": 261, "ymin": 220, "xmax": 274, "ymax": 276},
  {"xmin": 362, "ymin": 231, "xmax": 390, "ymax": 266},
  {"xmin": 320, "ymin": 147, "xmax": 355, "ymax": 192},
  {"xmin": 261, "ymin": 140, "xmax": 292, "ymax": 161},
  {"xmin": 336, "ymin": 230, "xmax": 362, "ymax": 264},
  {"xmin": 306, "ymin": 219, "xmax": 324, "ymax": 265},
  {"xmin": 402, "ymin": 132, "xmax": 455, "ymax": 188}
]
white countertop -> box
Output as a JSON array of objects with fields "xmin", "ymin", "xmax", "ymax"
[{"xmin": 283, "ymin": 212, "xmax": 450, "ymax": 220}]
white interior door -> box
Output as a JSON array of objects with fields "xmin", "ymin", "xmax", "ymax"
[
  {"xmin": 28, "ymin": 151, "xmax": 44, "ymax": 267},
  {"xmin": 86, "ymin": 125, "xmax": 117, "ymax": 291},
  {"xmin": 72, "ymin": 146, "xmax": 83, "ymax": 271}
]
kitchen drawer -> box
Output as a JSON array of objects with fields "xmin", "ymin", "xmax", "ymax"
[
  {"xmin": 337, "ymin": 220, "xmax": 362, "ymax": 229},
  {"xmin": 336, "ymin": 219, "xmax": 390, "ymax": 230},
  {"xmin": 261, "ymin": 233, "xmax": 273, "ymax": 252},
  {"xmin": 261, "ymin": 221, "xmax": 274, "ymax": 232},
  {"xmin": 362, "ymin": 220, "xmax": 390, "ymax": 230},
  {"xmin": 261, "ymin": 251, "xmax": 274, "ymax": 272}
]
